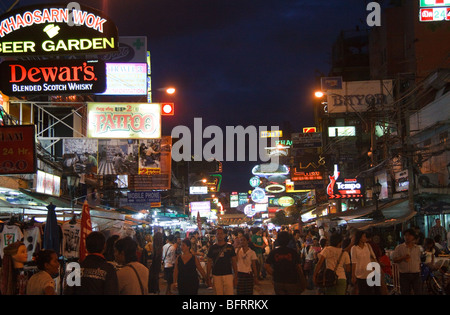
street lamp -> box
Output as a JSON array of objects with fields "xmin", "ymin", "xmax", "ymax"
[{"xmin": 371, "ymin": 179, "xmax": 385, "ymax": 221}]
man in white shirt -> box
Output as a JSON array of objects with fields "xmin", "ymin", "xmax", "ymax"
[
  {"xmin": 162, "ymin": 235, "xmax": 177, "ymax": 295},
  {"xmin": 393, "ymin": 229, "xmax": 422, "ymax": 295}
]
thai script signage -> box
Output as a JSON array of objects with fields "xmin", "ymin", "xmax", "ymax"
[
  {"xmin": 0, "ymin": 59, "xmax": 106, "ymax": 96},
  {"xmin": 87, "ymin": 103, "xmax": 161, "ymax": 139},
  {"xmin": 0, "ymin": 3, "xmax": 118, "ymax": 56}
]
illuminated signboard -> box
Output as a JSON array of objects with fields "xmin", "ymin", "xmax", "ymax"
[
  {"xmin": 420, "ymin": 0, "xmax": 450, "ymax": 7},
  {"xmin": 419, "ymin": 7, "xmax": 450, "ymax": 21},
  {"xmin": 291, "ymin": 170, "xmax": 323, "ymax": 181},
  {"xmin": 87, "ymin": 103, "xmax": 161, "ymax": 139},
  {"xmin": 328, "ymin": 126, "xmax": 356, "ymax": 137},
  {"xmin": 327, "ymin": 164, "xmax": 364, "ymax": 199},
  {"xmin": 0, "ymin": 59, "xmax": 106, "ymax": 96},
  {"xmin": 0, "ymin": 3, "xmax": 118, "ymax": 56},
  {"xmin": 190, "ymin": 201, "xmax": 211, "ymax": 217},
  {"xmin": 101, "ymin": 63, "xmax": 147, "ymax": 95},
  {"xmin": 35, "ymin": 170, "xmax": 61, "ymax": 196},
  {"xmin": 190, "ymin": 186, "xmax": 208, "ymax": 195},
  {"xmin": 303, "ymin": 127, "xmax": 317, "ymax": 133},
  {"xmin": 252, "ymin": 164, "xmax": 289, "ymax": 176},
  {"xmin": 0, "ymin": 125, "xmax": 36, "ymax": 174},
  {"xmin": 260, "ymin": 130, "xmax": 282, "ymax": 138}
]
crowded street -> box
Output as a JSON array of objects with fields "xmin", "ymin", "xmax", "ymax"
[{"xmin": 0, "ymin": 1, "xmax": 449, "ymax": 307}]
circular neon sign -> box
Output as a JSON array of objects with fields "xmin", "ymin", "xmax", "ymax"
[
  {"xmin": 265, "ymin": 184, "xmax": 285, "ymax": 193},
  {"xmin": 251, "ymin": 187, "xmax": 266, "ymax": 203},
  {"xmin": 278, "ymin": 196, "xmax": 295, "ymax": 207},
  {"xmin": 249, "ymin": 176, "xmax": 261, "ymax": 188}
]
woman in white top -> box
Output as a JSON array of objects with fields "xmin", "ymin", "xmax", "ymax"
[
  {"xmin": 351, "ymin": 230, "xmax": 380, "ymax": 295},
  {"xmin": 314, "ymin": 233, "xmax": 350, "ymax": 295},
  {"xmin": 235, "ymin": 234, "xmax": 259, "ymax": 295}
]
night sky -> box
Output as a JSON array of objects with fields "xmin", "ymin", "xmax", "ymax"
[{"xmin": 15, "ymin": 0, "xmax": 370, "ymax": 192}]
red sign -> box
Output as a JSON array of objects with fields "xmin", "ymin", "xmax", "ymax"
[
  {"xmin": 0, "ymin": 125, "xmax": 36, "ymax": 174},
  {"xmin": 447, "ymin": 8, "xmax": 450, "ymax": 20},
  {"xmin": 79, "ymin": 201, "xmax": 92, "ymax": 262},
  {"xmin": 303, "ymin": 127, "xmax": 317, "ymax": 133},
  {"xmin": 0, "ymin": 59, "xmax": 106, "ymax": 96},
  {"xmin": 420, "ymin": 8, "xmax": 434, "ymax": 21}
]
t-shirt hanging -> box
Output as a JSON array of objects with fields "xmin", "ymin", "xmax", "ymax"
[
  {"xmin": 23, "ymin": 226, "xmax": 42, "ymax": 262},
  {"xmin": 0, "ymin": 224, "xmax": 24, "ymax": 258},
  {"xmin": 62, "ymin": 222, "xmax": 81, "ymax": 259}
]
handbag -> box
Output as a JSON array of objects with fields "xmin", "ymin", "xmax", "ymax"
[{"xmin": 315, "ymin": 250, "xmax": 344, "ymax": 288}]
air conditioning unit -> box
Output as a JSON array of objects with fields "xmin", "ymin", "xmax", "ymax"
[{"xmin": 416, "ymin": 173, "xmax": 439, "ymax": 188}]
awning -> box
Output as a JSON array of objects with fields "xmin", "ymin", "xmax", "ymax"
[{"xmin": 346, "ymin": 199, "xmax": 414, "ymax": 230}]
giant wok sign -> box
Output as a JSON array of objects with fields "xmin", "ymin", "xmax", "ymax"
[
  {"xmin": 0, "ymin": 3, "xmax": 118, "ymax": 56},
  {"xmin": 87, "ymin": 103, "xmax": 161, "ymax": 139}
]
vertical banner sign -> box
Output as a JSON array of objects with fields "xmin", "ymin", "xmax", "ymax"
[
  {"xmin": 79, "ymin": 200, "xmax": 92, "ymax": 263},
  {"xmin": 197, "ymin": 211, "xmax": 202, "ymax": 236},
  {"xmin": 0, "ymin": 125, "xmax": 36, "ymax": 174},
  {"xmin": 0, "ymin": 3, "xmax": 119, "ymax": 56}
]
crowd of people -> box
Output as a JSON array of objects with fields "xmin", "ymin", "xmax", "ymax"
[{"xmin": 0, "ymin": 220, "xmax": 449, "ymax": 295}]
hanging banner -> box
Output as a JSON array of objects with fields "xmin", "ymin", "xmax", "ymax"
[
  {"xmin": 97, "ymin": 139, "xmax": 139, "ymax": 175},
  {"xmin": 0, "ymin": 3, "xmax": 118, "ymax": 56},
  {"xmin": 79, "ymin": 200, "xmax": 92, "ymax": 263},
  {"xmin": 87, "ymin": 103, "xmax": 161, "ymax": 139},
  {"xmin": 0, "ymin": 59, "xmax": 107, "ymax": 96},
  {"xmin": 0, "ymin": 125, "xmax": 36, "ymax": 174}
]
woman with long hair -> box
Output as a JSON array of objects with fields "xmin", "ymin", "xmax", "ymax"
[
  {"xmin": 148, "ymin": 231, "xmax": 164, "ymax": 294},
  {"xmin": 1, "ymin": 242, "xmax": 29, "ymax": 295},
  {"xmin": 351, "ymin": 230, "xmax": 380, "ymax": 295}
]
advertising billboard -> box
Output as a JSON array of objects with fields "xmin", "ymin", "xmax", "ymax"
[
  {"xmin": 325, "ymin": 80, "xmax": 393, "ymax": 114},
  {"xmin": 190, "ymin": 201, "xmax": 211, "ymax": 217},
  {"xmin": 0, "ymin": 59, "xmax": 106, "ymax": 96},
  {"xmin": 101, "ymin": 63, "xmax": 147, "ymax": 95},
  {"xmin": 0, "ymin": 3, "xmax": 118, "ymax": 56},
  {"xmin": 0, "ymin": 125, "xmax": 36, "ymax": 174},
  {"xmin": 87, "ymin": 103, "xmax": 161, "ymax": 139}
]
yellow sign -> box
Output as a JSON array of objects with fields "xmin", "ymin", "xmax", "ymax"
[{"xmin": 260, "ymin": 130, "xmax": 282, "ymax": 138}]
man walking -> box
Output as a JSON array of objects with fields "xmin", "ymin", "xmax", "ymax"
[
  {"xmin": 207, "ymin": 227, "xmax": 237, "ymax": 295},
  {"xmin": 393, "ymin": 229, "xmax": 422, "ymax": 295},
  {"xmin": 265, "ymin": 231, "xmax": 305, "ymax": 295}
]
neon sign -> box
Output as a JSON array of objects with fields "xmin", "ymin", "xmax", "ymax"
[
  {"xmin": 327, "ymin": 164, "xmax": 364, "ymax": 199},
  {"xmin": 0, "ymin": 59, "xmax": 106, "ymax": 96},
  {"xmin": 87, "ymin": 103, "xmax": 161, "ymax": 139},
  {"xmin": 0, "ymin": 4, "xmax": 118, "ymax": 56}
]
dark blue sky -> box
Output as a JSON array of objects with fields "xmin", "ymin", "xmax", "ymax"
[{"xmin": 15, "ymin": 0, "xmax": 370, "ymax": 192}]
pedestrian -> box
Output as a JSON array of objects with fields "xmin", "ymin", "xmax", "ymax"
[
  {"xmin": 235, "ymin": 234, "xmax": 259, "ymax": 295},
  {"xmin": 301, "ymin": 238, "xmax": 316, "ymax": 290},
  {"xmin": 251, "ymin": 227, "xmax": 266, "ymax": 279},
  {"xmin": 26, "ymin": 249, "xmax": 59, "ymax": 295},
  {"xmin": 162, "ymin": 234, "xmax": 177, "ymax": 295},
  {"xmin": 350, "ymin": 230, "xmax": 380, "ymax": 295},
  {"xmin": 313, "ymin": 232, "xmax": 350, "ymax": 295},
  {"xmin": 64, "ymin": 231, "xmax": 119, "ymax": 295},
  {"xmin": 114, "ymin": 236, "xmax": 149, "ymax": 295},
  {"xmin": 392, "ymin": 228, "xmax": 422, "ymax": 295},
  {"xmin": 172, "ymin": 238, "xmax": 209, "ymax": 295},
  {"xmin": 428, "ymin": 219, "xmax": 447, "ymax": 248},
  {"xmin": 0, "ymin": 242, "xmax": 30, "ymax": 295},
  {"xmin": 148, "ymin": 231, "xmax": 163, "ymax": 294},
  {"xmin": 265, "ymin": 231, "xmax": 305, "ymax": 295},
  {"xmin": 206, "ymin": 227, "xmax": 238, "ymax": 295}
]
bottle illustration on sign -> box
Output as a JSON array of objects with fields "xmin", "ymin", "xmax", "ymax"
[
  {"xmin": 327, "ymin": 164, "xmax": 340, "ymax": 196},
  {"xmin": 43, "ymin": 24, "xmax": 61, "ymax": 38}
]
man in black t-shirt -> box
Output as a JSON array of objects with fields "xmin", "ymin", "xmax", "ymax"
[
  {"xmin": 265, "ymin": 231, "xmax": 304, "ymax": 295},
  {"xmin": 207, "ymin": 227, "xmax": 237, "ymax": 295}
]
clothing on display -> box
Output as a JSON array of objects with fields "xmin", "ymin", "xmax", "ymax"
[{"xmin": 62, "ymin": 221, "xmax": 81, "ymax": 259}]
